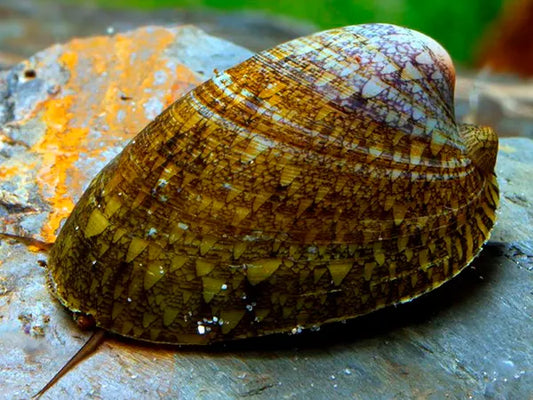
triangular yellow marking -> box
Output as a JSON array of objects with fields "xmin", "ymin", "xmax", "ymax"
[
  {"xmin": 327, "ymin": 261, "xmax": 353, "ymax": 286},
  {"xmin": 142, "ymin": 312, "xmax": 158, "ymax": 328},
  {"xmin": 126, "ymin": 237, "xmax": 148, "ymax": 263},
  {"xmin": 475, "ymin": 214, "xmax": 489, "ymax": 237},
  {"xmin": 279, "ymin": 165, "xmax": 298, "ymax": 187},
  {"xmin": 405, "ymin": 248, "xmax": 414, "ymax": 262},
  {"xmin": 315, "ymin": 106, "xmax": 330, "ymax": 121},
  {"xmin": 233, "ymin": 242, "xmax": 247, "ymax": 260},
  {"xmin": 133, "ymin": 326, "xmax": 143, "ymax": 337},
  {"xmin": 333, "ymin": 179, "xmax": 344, "ymax": 194},
  {"xmin": 144, "ymin": 262, "xmax": 165, "ymax": 290},
  {"xmin": 104, "ymin": 195, "xmax": 122, "ymax": 218},
  {"xmin": 374, "ymin": 246, "xmax": 386, "ymax": 266},
  {"xmin": 154, "ymin": 294, "xmax": 165, "ymax": 306},
  {"xmin": 197, "ymin": 197, "xmax": 213, "ymax": 212},
  {"xmin": 195, "ymin": 259, "xmax": 215, "ymax": 277},
  {"xmin": 98, "ymin": 242, "xmax": 110, "ymax": 257},
  {"xmin": 158, "ymin": 166, "xmax": 177, "ymax": 183},
  {"xmin": 393, "ymin": 131, "xmax": 405, "ymax": 146},
  {"xmin": 149, "ymin": 329, "xmax": 161, "ymax": 342},
  {"xmin": 112, "ymin": 227, "xmax": 126, "ymax": 243},
  {"xmin": 112, "ymin": 302, "xmax": 124, "ymax": 320},
  {"xmin": 282, "ymin": 306, "xmax": 293, "ymax": 318},
  {"xmin": 481, "ymin": 201, "xmax": 496, "ymax": 222},
  {"xmin": 232, "ymin": 206, "xmax": 250, "ymax": 225},
  {"xmin": 131, "ymin": 191, "xmax": 146, "ymax": 209},
  {"xmin": 170, "ymin": 255, "xmax": 188, "ymax": 272},
  {"xmin": 488, "ymin": 183, "xmax": 499, "ymax": 206},
  {"xmin": 202, "ymin": 277, "xmax": 224, "ymax": 303},
  {"xmin": 287, "ymin": 180, "xmax": 302, "ymax": 197},
  {"xmin": 430, "ymin": 136, "xmax": 445, "ymax": 156},
  {"xmin": 199, "ymin": 235, "xmax": 218, "ymax": 256},
  {"xmin": 388, "ymin": 262, "xmax": 397, "ymax": 277},
  {"xmin": 220, "ymin": 309, "xmax": 246, "ymax": 334},
  {"xmin": 168, "ymin": 226, "xmax": 186, "ymax": 244},
  {"xmin": 226, "ymin": 188, "xmax": 241, "ymax": 203},
  {"xmin": 163, "ymin": 307, "xmax": 181, "ymax": 327},
  {"xmin": 393, "ymin": 204, "xmax": 408, "ymax": 226},
  {"xmin": 299, "ymin": 269, "xmax": 310, "ymax": 284},
  {"xmin": 314, "ymin": 186, "xmax": 329, "ymax": 204},
  {"xmin": 89, "ymin": 279, "xmax": 98, "ymax": 296},
  {"xmin": 297, "ymin": 199, "xmax": 313, "ymax": 217},
  {"xmin": 416, "ymin": 216, "xmax": 429, "ymax": 229},
  {"xmin": 148, "ymin": 244, "xmax": 163, "ymax": 261},
  {"xmin": 180, "ymin": 112, "xmax": 202, "ymax": 132},
  {"xmin": 232, "ymin": 274, "xmax": 244, "ymax": 288},
  {"xmin": 411, "ymin": 273, "xmax": 418, "ymax": 288},
  {"xmin": 182, "ymin": 171, "xmax": 195, "ymax": 187},
  {"xmin": 304, "ymin": 229, "xmax": 318, "ymax": 243},
  {"xmin": 364, "ymin": 262, "xmax": 375, "ymax": 281},
  {"xmin": 84, "ymin": 209, "xmax": 110, "ymax": 238},
  {"xmin": 121, "ymin": 321, "xmax": 134, "ymax": 335},
  {"xmin": 384, "ymin": 196, "xmax": 395, "ymax": 212},
  {"xmin": 252, "ymin": 193, "xmax": 270, "ymax": 212},
  {"xmin": 183, "ymin": 231, "xmax": 196, "ymax": 246},
  {"xmin": 254, "ymin": 309, "xmax": 270, "ymax": 322},
  {"xmin": 275, "ymin": 213, "xmax": 287, "ymax": 230},
  {"xmin": 313, "ymin": 267, "xmax": 327, "ymax": 283},
  {"xmin": 258, "ymin": 81, "xmax": 286, "ymax": 98},
  {"xmin": 443, "ymin": 258, "xmax": 450, "ymax": 276},
  {"xmin": 113, "ymin": 284, "xmax": 124, "ymax": 300},
  {"xmin": 289, "ymin": 245, "xmax": 301, "ymax": 259},
  {"xmin": 419, "ymin": 249, "xmax": 430, "ymax": 270},
  {"xmin": 211, "ymin": 199, "xmax": 224, "ymax": 213},
  {"xmin": 246, "ymin": 258, "xmax": 283, "ymax": 286},
  {"xmin": 182, "ymin": 290, "xmax": 192, "ymax": 303},
  {"xmin": 409, "ymin": 142, "xmax": 425, "ymax": 166}
]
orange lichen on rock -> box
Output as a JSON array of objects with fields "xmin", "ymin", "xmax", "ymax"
[
  {"xmin": 35, "ymin": 96, "xmax": 88, "ymax": 241},
  {"xmin": 5, "ymin": 27, "xmax": 203, "ymax": 242}
]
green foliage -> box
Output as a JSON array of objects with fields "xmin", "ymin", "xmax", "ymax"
[{"xmin": 72, "ymin": 0, "xmax": 507, "ymax": 65}]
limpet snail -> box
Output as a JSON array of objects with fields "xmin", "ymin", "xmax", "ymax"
[{"xmin": 32, "ymin": 23, "xmax": 498, "ymax": 396}]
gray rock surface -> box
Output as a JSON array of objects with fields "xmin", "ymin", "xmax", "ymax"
[
  {"xmin": 0, "ymin": 25, "xmax": 532, "ymax": 400},
  {"xmin": 455, "ymin": 74, "xmax": 533, "ymax": 139},
  {"xmin": 0, "ymin": 0, "xmax": 315, "ymax": 68}
]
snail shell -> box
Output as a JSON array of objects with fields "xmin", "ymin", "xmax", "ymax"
[{"xmin": 47, "ymin": 23, "xmax": 499, "ymax": 345}]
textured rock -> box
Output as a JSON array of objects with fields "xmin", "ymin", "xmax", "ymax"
[
  {"xmin": 455, "ymin": 74, "xmax": 533, "ymax": 139},
  {"xmin": 0, "ymin": 25, "xmax": 253, "ymax": 244},
  {"xmin": 0, "ymin": 26, "xmax": 532, "ymax": 400},
  {"xmin": 0, "ymin": 0, "xmax": 315, "ymax": 65}
]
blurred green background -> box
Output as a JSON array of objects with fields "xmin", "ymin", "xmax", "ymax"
[{"xmin": 70, "ymin": 0, "xmax": 509, "ymax": 65}]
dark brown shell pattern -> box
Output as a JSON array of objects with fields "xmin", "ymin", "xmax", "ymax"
[{"xmin": 48, "ymin": 24, "xmax": 499, "ymax": 345}]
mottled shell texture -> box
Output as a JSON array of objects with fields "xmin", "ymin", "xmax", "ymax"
[{"xmin": 48, "ymin": 24, "xmax": 499, "ymax": 345}]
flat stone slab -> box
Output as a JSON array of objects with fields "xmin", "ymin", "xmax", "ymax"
[{"xmin": 0, "ymin": 26, "xmax": 531, "ymax": 400}]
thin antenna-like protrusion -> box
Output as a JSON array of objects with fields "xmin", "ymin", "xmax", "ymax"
[
  {"xmin": 0, "ymin": 232, "xmax": 53, "ymax": 252},
  {"xmin": 32, "ymin": 329, "xmax": 106, "ymax": 399}
]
